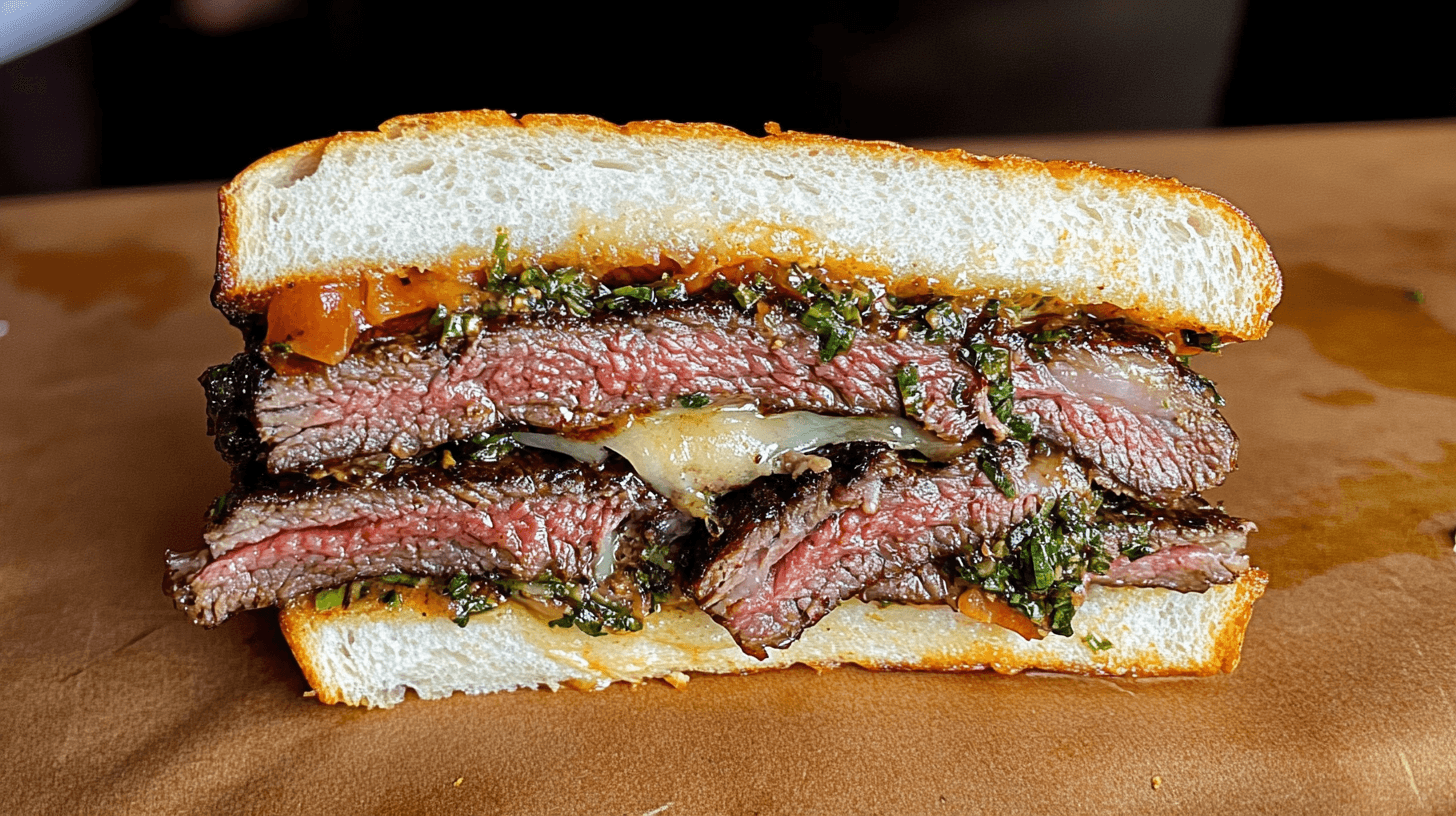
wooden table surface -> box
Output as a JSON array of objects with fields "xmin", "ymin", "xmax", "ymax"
[{"xmin": 2, "ymin": 120, "xmax": 1454, "ymax": 815}]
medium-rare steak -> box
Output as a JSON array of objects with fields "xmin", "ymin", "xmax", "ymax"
[
  {"xmin": 166, "ymin": 451, "xmax": 692, "ymax": 626},
  {"xmin": 694, "ymin": 442, "xmax": 1254, "ymax": 654},
  {"xmin": 252, "ymin": 299, "xmax": 983, "ymax": 473},
  {"xmin": 692, "ymin": 442, "xmax": 1095, "ymax": 656},
  {"xmin": 206, "ymin": 299, "xmax": 1237, "ymax": 504},
  {"xmin": 860, "ymin": 502, "xmax": 1254, "ymax": 603},
  {"xmin": 1010, "ymin": 321, "xmax": 1238, "ymax": 501}
]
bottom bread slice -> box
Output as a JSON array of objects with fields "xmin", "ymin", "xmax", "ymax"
[{"xmin": 279, "ymin": 570, "xmax": 1267, "ymax": 707}]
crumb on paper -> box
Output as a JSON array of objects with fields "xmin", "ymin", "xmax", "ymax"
[
  {"xmin": 664, "ymin": 671, "xmax": 691, "ymax": 689},
  {"xmin": 453, "ymin": 777, "xmax": 463, "ymax": 787},
  {"xmin": 302, "ymin": 690, "xmax": 316, "ymax": 698},
  {"xmin": 640, "ymin": 804, "xmax": 673, "ymax": 816},
  {"xmin": 1151, "ymin": 776, "xmax": 1163, "ymax": 791}
]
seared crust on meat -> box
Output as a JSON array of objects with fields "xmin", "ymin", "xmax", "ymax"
[
  {"xmin": 217, "ymin": 110, "xmax": 1280, "ymax": 340},
  {"xmin": 280, "ymin": 569, "xmax": 1268, "ymax": 707}
]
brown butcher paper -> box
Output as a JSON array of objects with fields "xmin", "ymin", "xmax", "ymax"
[{"xmin": 2, "ymin": 120, "xmax": 1454, "ymax": 815}]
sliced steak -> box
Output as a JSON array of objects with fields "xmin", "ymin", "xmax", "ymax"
[
  {"xmin": 166, "ymin": 451, "xmax": 692, "ymax": 626},
  {"xmin": 1093, "ymin": 499, "xmax": 1254, "ymax": 591},
  {"xmin": 251, "ymin": 299, "xmax": 982, "ymax": 474},
  {"xmin": 1009, "ymin": 322, "xmax": 1237, "ymax": 502},
  {"xmin": 860, "ymin": 500, "xmax": 1255, "ymax": 607},
  {"xmin": 860, "ymin": 563, "xmax": 960, "ymax": 605},
  {"xmin": 692, "ymin": 443, "xmax": 1093, "ymax": 656}
]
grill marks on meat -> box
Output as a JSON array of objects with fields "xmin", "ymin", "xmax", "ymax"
[
  {"xmin": 692, "ymin": 443, "xmax": 1093, "ymax": 657},
  {"xmin": 1010, "ymin": 324, "xmax": 1237, "ymax": 502},
  {"xmin": 166, "ymin": 451, "xmax": 691, "ymax": 626},
  {"xmin": 254, "ymin": 300, "xmax": 981, "ymax": 474}
]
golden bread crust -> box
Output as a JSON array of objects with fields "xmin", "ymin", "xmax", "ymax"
[
  {"xmin": 216, "ymin": 110, "xmax": 1280, "ymax": 340},
  {"xmin": 280, "ymin": 571, "xmax": 1268, "ymax": 707}
]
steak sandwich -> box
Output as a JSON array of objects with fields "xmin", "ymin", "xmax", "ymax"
[{"xmin": 166, "ymin": 111, "xmax": 1279, "ymax": 707}]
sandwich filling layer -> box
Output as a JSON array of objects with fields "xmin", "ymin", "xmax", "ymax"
[{"xmin": 170, "ymin": 256, "xmax": 1251, "ymax": 653}]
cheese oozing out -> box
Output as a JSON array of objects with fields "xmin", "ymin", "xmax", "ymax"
[{"xmin": 516, "ymin": 405, "xmax": 971, "ymax": 518}]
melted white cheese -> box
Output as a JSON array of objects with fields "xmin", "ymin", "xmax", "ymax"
[{"xmin": 517, "ymin": 406, "xmax": 970, "ymax": 518}]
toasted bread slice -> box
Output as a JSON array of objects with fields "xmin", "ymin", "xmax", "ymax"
[
  {"xmin": 218, "ymin": 111, "xmax": 1279, "ymax": 340},
  {"xmin": 279, "ymin": 570, "xmax": 1267, "ymax": 708}
]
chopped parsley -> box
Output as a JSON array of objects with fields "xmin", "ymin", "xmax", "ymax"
[
  {"xmin": 380, "ymin": 589, "xmax": 402, "ymax": 609},
  {"xmin": 518, "ymin": 266, "xmax": 597, "ymax": 316},
  {"xmin": 381, "ymin": 573, "xmax": 420, "ymax": 586},
  {"xmin": 955, "ymin": 494, "xmax": 1107, "ymax": 636},
  {"xmin": 678, "ymin": 392, "xmax": 711, "ymax": 409},
  {"xmin": 497, "ymin": 576, "xmax": 642, "ymax": 636},
  {"xmin": 1181, "ymin": 329, "xmax": 1222, "ymax": 352},
  {"xmin": 895, "ymin": 363, "xmax": 925, "ymax": 419},
  {"xmin": 976, "ymin": 446, "xmax": 1017, "ymax": 498},
  {"xmin": 314, "ymin": 586, "xmax": 346, "ymax": 611},
  {"xmin": 962, "ymin": 341, "xmax": 1034, "ymax": 442},
  {"xmin": 444, "ymin": 572, "xmax": 500, "ymax": 627},
  {"xmin": 1084, "ymin": 634, "xmax": 1114, "ymax": 652},
  {"xmin": 463, "ymin": 432, "xmax": 519, "ymax": 462},
  {"xmin": 800, "ymin": 299, "xmax": 857, "ymax": 362},
  {"xmin": 487, "ymin": 230, "xmax": 510, "ymax": 290},
  {"xmin": 206, "ymin": 492, "xmax": 234, "ymax": 523},
  {"xmin": 920, "ymin": 301, "xmax": 967, "ymax": 344},
  {"xmin": 597, "ymin": 283, "xmax": 657, "ymax": 311},
  {"xmin": 440, "ymin": 311, "xmax": 480, "ymax": 342}
]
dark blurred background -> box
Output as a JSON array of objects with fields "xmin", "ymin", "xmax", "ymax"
[{"xmin": 2, "ymin": 0, "xmax": 1453, "ymax": 196}]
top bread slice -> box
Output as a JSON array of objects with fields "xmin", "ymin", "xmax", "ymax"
[{"xmin": 217, "ymin": 111, "xmax": 1280, "ymax": 340}]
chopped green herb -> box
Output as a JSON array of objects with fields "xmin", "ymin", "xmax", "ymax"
[
  {"xmin": 1121, "ymin": 523, "xmax": 1157, "ymax": 561},
  {"xmin": 678, "ymin": 392, "xmax": 711, "ymax": 409},
  {"xmin": 653, "ymin": 279, "xmax": 688, "ymax": 302},
  {"xmin": 787, "ymin": 264, "xmax": 832, "ymax": 298},
  {"xmin": 1084, "ymin": 634, "xmax": 1114, "ymax": 652},
  {"xmin": 497, "ymin": 575, "xmax": 643, "ymax": 636},
  {"xmin": 1047, "ymin": 587, "xmax": 1077, "ymax": 636},
  {"xmin": 1028, "ymin": 327, "xmax": 1072, "ymax": 345},
  {"xmin": 895, "ymin": 364, "xmax": 925, "ymax": 419},
  {"xmin": 975, "ymin": 447, "xmax": 1017, "ymax": 498},
  {"xmin": 380, "ymin": 589, "xmax": 402, "ymax": 609},
  {"xmin": 1180, "ymin": 329, "xmax": 1222, "ymax": 352},
  {"xmin": 487, "ymin": 230, "xmax": 510, "ymax": 290},
  {"xmin": 207, "ymin": 493, "xmax": 233, "ymax": 523},
  {"xmin": 732, "ymin": 279, "xmax": 766, "ymax": 311},
  {"xmin": 519, "ymin": 266, "xmax": 598, "ymax": 316},
  {"xmin": 443, "ymin": 572, "xmax": 498, "ymax": 627},
  {"xmin": 268, "ymin": 341, "xmax": 293, "ymax": 355},
  {"xmin": 1407, "ymin": 289, "xmax": 1426, "ymax": 304},
  {"xmin": 953, "ymin": 494, "xmax": 1108, "ymax": 636},
  {"xmin": 465, "ymin": 432, "xmax": 520, "ymax": 462},
  {"xmin": 314, "ymin": 586, "xmax": 346, "ymax": 611},
  {"xmin": 381, "ymin": 573, "xmax": 419, "ymax": 586},
  {"xmin": 963, "ymin": 342, "xmax": 1034, "ymax": 443},
  {"xmin": 800, "ymin": 299, "xmax": 856, "ymax": 362},
  {"xmin": 1026, "ymin": 327, "xmax": 1071, "ymax": 363},
  {"xmin": 597, "ymin": 284, "xmax": 657, "ymax": 311},
  {"xmin": 440, "ymin": 311, "xmax": 480, "ymax": 342},
  {"xmin": 921, "ymin": 301, "xmax": 967, "ymax": 343}
]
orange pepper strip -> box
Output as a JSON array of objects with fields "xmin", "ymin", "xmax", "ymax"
[
  {"xmin": 265, "ymin": 280, "xmax": 365, "ymax": 366},
  {"xmin": 364, "ymin": 270, "xmax": 475, "ymax": 326},
  {"xmin": 956, "ymin": 587, "xmax": 1045, "ymax": 641}
]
